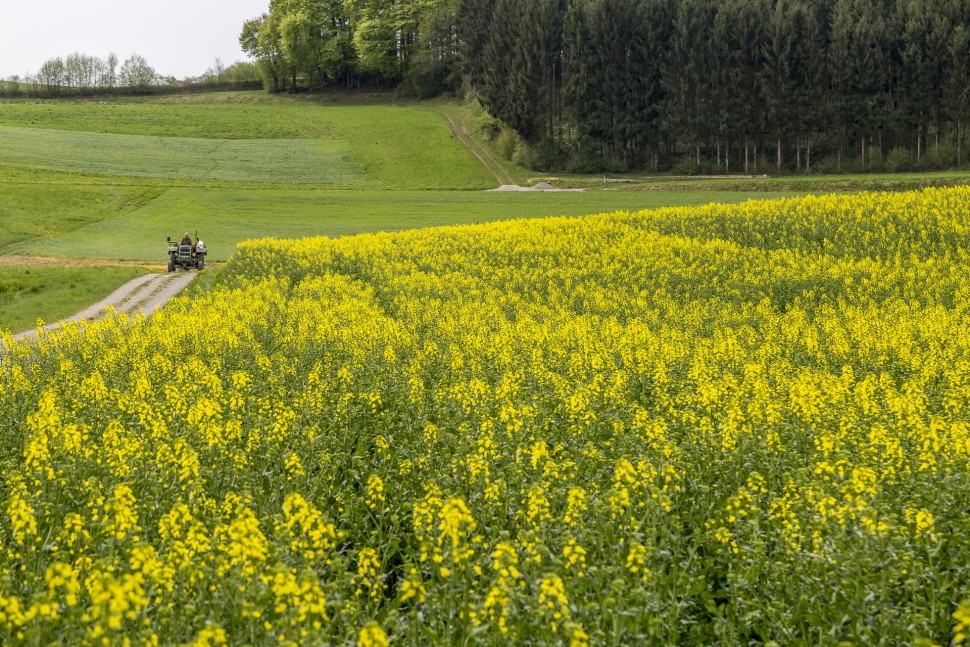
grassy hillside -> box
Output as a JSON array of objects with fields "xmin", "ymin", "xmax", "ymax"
[
  {"xmin": 0, "ymin": 99, "xmax": 492, "ymax": 189},
  {"xmin": 0, "ymin": 126, "xmax": 362, "ymax": 184},
  {"xmin": 0, "ymin": 180, "xmax": 161, "ymax": 249},
  {"xmin": 0, "ymin": 93, "xmax": 786, "ymax": 328},
  {"xmin": 3, "ymin": 91, "xmax": 967, "ymax": 330}
]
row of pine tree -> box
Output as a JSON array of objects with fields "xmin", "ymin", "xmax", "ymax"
[{"xmin": 244, "ymin": 0, "xmax": 970, "ymax": 172}]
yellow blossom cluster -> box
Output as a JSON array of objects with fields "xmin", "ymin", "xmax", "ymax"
[{"xmin": 2, "ymin": 187, "xmax": 970, "ymax": 643}]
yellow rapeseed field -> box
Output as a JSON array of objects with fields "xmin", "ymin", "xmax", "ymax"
[{"xmin": 2, "ymin": 188, "xmax": 970, "ymax": 644}]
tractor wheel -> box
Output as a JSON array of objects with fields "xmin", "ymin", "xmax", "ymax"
[
  {"xmin": 168, "ymin": 260, "xmax": 175, "ymax": 273},
  {"xmin": 197, "ymin": 257, "xmax": 205, "ymax": 271}
]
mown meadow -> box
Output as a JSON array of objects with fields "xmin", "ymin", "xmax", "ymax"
[{"xmin": 2, "ymin": 187, "xmax": 970, "ymax": 644}]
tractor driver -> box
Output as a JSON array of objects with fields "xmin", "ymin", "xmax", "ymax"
[{"xmin": 180, "ymin": 232, "xmax": 192, "ymax": 246}]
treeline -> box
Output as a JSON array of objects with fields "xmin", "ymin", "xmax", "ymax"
[
  {"xmin": 472, "ymin": 0, "xmax": 970, "ymax": 172},
  {"xmin": 0, "ymin": 53, "xmax": 261, "ymax": 98},
  {"xmin": 239, "ymin": 0, "xmax": 463, "ymax": 96},
  {"xmin": 242, "ymin": 0, "xmax": 970, "ymax": 173}
]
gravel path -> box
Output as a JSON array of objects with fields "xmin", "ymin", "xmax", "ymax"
[{"xmin": 8, "ymin": 271, "xmax": 197, "ymax": 342}]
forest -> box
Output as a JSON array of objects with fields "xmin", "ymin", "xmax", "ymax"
[{"xmin": 242, "ymin": 0, "xmax": 970, "ymax": 173}]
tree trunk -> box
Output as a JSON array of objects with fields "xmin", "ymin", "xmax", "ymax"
[
  {"xmin": 839, "ymin": 126, "xmax": 845, "ymax": 173},
  {"xmin": 807, "ymin": 140, "xmax": 812, "ymax": 171},
  {"xmin": 776, "ymin": 137, "xmax": 782, "ymax": 172}
]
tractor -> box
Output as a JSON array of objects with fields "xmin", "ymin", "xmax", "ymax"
[{"xmin": 167, "ymin": 233, "xmax": 207, "ymax": 272}]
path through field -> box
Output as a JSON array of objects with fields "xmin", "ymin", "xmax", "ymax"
[
  {"xmin": 439, "ymin": 111, "xmax": 586, "ymax": 192},
  {"xmin": 441, "ymin": 111, "xmax": 515, "ymax": 187},
  {"xmin": 9, "ymin": 271, "xmax": 197, "ymax": 342}
]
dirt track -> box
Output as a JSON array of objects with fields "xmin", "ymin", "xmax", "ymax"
[
  {"xmin": 9, "ymin": 271, "xmax": 197, "ymax": 342},
  {"xmin": 441, "ymin": 111, "xmax": 515, "ymax": 187}
]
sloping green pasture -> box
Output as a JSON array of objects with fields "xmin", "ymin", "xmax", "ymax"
[
  {"xmin": 0, "ymin": 179, "xmax": 161, "ymax": 249},
  {"xmin": 0, "ymin": 100, "xmax": 492, "ymax": 189},
  {"xmin": 0, "ymin": 92, "xmax": 831, "ymax": 330}
]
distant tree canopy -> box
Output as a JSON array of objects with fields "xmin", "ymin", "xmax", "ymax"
[
  {"xmin": 2, "ymin": 53, "xmax": 261, "ymax": 99},
  {"xmin": 240, "ymin": 0, "xmax": 970, "ymax": 172},
  {"xmin": 13, "ymin": 53, "xmax": 149, "ymax": 94},
  {"xmin": 33, "ymin": 53, "xmax": 122, "ymax": 94},
  {"xmin": 240, "ymin": 0, "xmax": 462, "ymax": 95}
]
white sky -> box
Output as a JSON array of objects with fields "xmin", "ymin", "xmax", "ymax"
[{"xmin": 0, "ymin": 0, "xmax": 271, "ymax": 80}]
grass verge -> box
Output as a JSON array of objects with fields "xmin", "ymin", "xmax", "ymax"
[{"xmin": 0, "ymin": 264, "xmax": 150, "ymax": 334}]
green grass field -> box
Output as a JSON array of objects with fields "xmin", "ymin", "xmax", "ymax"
[
  {"xmin": 0, "ymin": 180, "xmax": 161, "ymax": 249},
  {"xmin": 0, "ymin": 126, "xmax": 362, "ymax": 184},
  {"xmin": 0, "ymin": 99, "xmax": 492, "ymax": 189},
  {"xmin": 12, "ymin": 186, "xmax": 800, "ymax": 262},
  {"xmin": 2, "ymin": 91, "xmax": 969, "ymax": 331}
]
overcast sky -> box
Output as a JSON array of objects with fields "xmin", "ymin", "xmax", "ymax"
[{"xmin": 0, "ymin": 0, "xmax": 270, "ymax": 80}]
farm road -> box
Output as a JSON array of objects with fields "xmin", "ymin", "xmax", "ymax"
[
  {"xmin": 439, "ymin": 111, "xmax": 584, "ymax": 192},
  {"xmin": 440, "ymin": 111, "xmax": 515, "ymax": 187},
  {"xmin": 9, "ymin": 271, "xmax": 196, "ymax": 342}
]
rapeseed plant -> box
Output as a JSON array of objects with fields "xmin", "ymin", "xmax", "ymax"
[{"xmin": 1, "ymin": 188, "xmax": 970, "ymax": 643}]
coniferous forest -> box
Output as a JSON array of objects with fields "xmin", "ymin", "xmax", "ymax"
[{"xmin": 244, "ymin": 0, "xmax": 970, "ymax": 173}]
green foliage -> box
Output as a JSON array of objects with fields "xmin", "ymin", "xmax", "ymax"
[
  {"xmin": 242, "ymin": 0, "xmax": 459, "ymax": 91},
  {"xmin": 926, "ymin": 142, "xmax": 958, "ymax": 170},
  {"xmin": 240, "ymin": 13, "xmax": 291, "ymax": 92},
  {"xmin": 673, "ymin": 158, "xmax": 702, "ymax": 176},
  {"xmin": 563, "ymin": 0, "xmax": 666, "ymax": 169},
  {"xmin": 459, "ymin": 0, "xmax": 970, "ymax": 173},
  {"xmin": 403, "ymin": 0, "xmax": 462, "ymax": 96},
  {"xmin": 887, "ymin": 146, "xmax": 913, "ymax": 172},
  {"xmin": 118, "ymin": 55, "xmax": 158, "ymax": 93},
  {"xmin": 511, "ymin": 140, "xmax": 563, "ymax": 171},
  {"xmin": 867, "ymin": 145, "xmax": 885, "ymax": 171},
  {"xmin": 494, "ymin": 127, "xmax": 519, "ymax": 161},
  {"xmin": 230, "ymin": 0, "xmax": 970, "ymax": 173}
]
